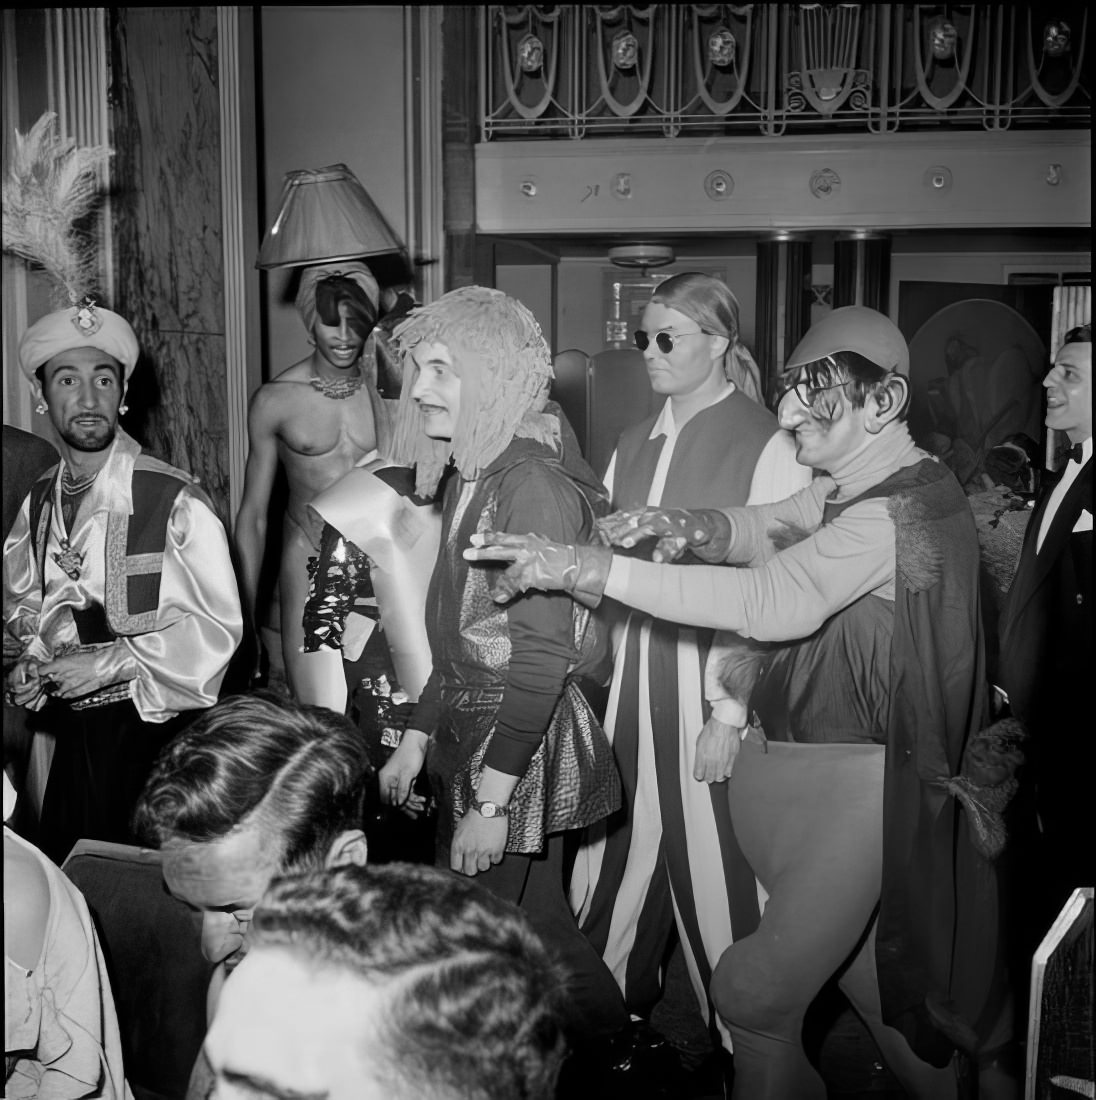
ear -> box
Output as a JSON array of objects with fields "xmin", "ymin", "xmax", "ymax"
[
  {"xmin": 325, "ymin": 829, "xmax": 368, "ymax": 868},
  {"xmin": 864, "ymin": 374, "xmax": 909, "ymax": 434},
  {"xmin": 707, "ymin": 333, "xmax": 730, "ymax": 362}
]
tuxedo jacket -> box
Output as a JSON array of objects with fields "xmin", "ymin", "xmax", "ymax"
[{"xmin": 997, "ymin": 457, "xmax": 1092, "ymax": 845}]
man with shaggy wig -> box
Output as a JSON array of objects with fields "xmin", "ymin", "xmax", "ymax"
[
  {"xmin": 375, "ymin": 287, "xmax": 636, "ymax": 1072},
  {"xmin": 204, "ymin": 863, "xmax": 567, "ymax": 1100}
]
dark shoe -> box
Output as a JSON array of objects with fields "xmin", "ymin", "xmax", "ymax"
[{"xmin": 556, "ymin": 1022, "xmax": 683, "ymax": 1099}]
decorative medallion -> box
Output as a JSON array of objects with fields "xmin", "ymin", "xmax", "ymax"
[
  {"xmin": 708, "ymin": 27, "xmax": 736, "ymax": 68},
  {"xmin": 520, "ymin": 179, "xmax": 537, "ymax": 198},
  {"xmin": 923, "ymin": 165, "xmax": 953, "ymax": 192},
  {"xmin": 52, "ymin": 537, "xmax": 85, "ymax": 581},
  {"xmin": 1046, "ymin": 163, "xmax": 1063, "ymax": 186},
  {"xmin": 930, "ymin": 18, "xmax": 958, "ymax": 61},
  {"xmin": 809, "ymin": 168, "xmax": 841, "ymax": 199},
  {"xmin": 612, "ymin": 173, "xmax": 633, "ymax": 200},
  {"xmin": 517, "ymin": 33, "xmax": 544, "ymax": 73},
  {"xmin": 1043, "ymin": 21, "xmax": 1071, "ymax": 57},
  {"xmin": 72, "ymin": 296, "xmax": 103, "ymax": 336},
  {"xmin": 704, "ymin": 170, "xmax": 734, "ymax": 201},
  {"xmin": 612, "ymin": 30, "xmax": 639, "ymax": 71}
]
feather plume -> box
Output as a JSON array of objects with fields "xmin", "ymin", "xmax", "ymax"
[{"xmin": 2, "ymin": 111, "xmax": 113, "ymax": 307}]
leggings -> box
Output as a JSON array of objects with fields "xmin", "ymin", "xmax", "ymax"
[{"xmin": 711, "ymin": 739, "xmax": 956, "ymax": 1100}]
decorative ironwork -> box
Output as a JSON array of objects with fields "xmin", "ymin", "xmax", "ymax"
[{"xmin": 480, "ymin": 4, "xmax": 1090, "ymax": 138}]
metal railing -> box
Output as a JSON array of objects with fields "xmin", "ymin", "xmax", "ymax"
[{"xmin": 480, "ymin": 4, "xmax": 1090, "ymax": 139}]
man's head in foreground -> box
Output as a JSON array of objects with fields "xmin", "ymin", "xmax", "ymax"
[
  {"xmin": 133, "ymin": 691, "xmax": 373, "ymax": 968},
  {"xmin": 205, "ymin": 862, "xmax": 567, "ymax": 1100}
]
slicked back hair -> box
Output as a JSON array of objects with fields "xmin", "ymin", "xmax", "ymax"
[
  {"xmin": 250, "ymin": 863, "xmax": 567, "ymax": 1100},
  {"xmin": 132, "ymin": 691, "xmax": 374, "ymax": 871},
  {"xmin": 1063, "ymin": 322, "xmax": 1092, "ymax": 345}
]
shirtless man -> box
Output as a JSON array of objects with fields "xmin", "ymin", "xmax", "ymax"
[{"xmin": 234, "ymin": 262, "xmax": 393, "ymax": 704}]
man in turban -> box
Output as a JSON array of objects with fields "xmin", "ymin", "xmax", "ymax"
[
  {"xmin": 234, "ymin": 262, "xmax": 393, "ymax": 704},
  {"xmin": 3, "ymin": 298, "xmax": 242, "ymax": 865}
]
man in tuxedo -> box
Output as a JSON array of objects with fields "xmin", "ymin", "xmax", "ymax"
[{"xmin": 997, "ymin": 322, "xmax": 1092, "ymax": 932}]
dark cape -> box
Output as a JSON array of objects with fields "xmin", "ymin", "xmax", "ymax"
[{"xmin": 869, "ymin": 459, "xmax": 1000, "ymax": 1065}]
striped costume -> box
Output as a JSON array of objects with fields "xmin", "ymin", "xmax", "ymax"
[{"xmin": 569, "ymin": 385, "xmax": 810, "ymax": 1047}]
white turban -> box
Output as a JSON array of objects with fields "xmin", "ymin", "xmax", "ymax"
[{"xmin": 18, "ymin": 303, "xmax": 140, "ymax": 381}]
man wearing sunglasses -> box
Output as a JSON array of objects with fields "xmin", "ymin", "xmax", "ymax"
[{"xmin": 464, "ymin": 306, "xmax": 1006, "ymax": 1098}]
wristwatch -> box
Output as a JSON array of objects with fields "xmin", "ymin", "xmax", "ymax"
[{"xmin": 471, "ymin": 799, "xmax": 509, "ymax": 819}]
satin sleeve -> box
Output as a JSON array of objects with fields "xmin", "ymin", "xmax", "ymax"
[
  {"xmin": 122, "ymin": 487, "xmax": 242, "ymax": 721},
  {"xmin": 2, "ymin": 496, "xmax": 47, "ymax": 664}
]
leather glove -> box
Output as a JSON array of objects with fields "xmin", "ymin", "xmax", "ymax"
[
  {"xmin": 595, "ymin": 507, "xmax": 733, "ymax": 563},
  {"xmin": 463, "ymin": 533, "xmax": 613, "ymax": 607}
]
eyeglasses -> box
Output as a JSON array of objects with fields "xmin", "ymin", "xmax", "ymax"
[
  {"xmin": 634, "ymin": 328, "xmax": 709, "ymax": 354},
  {"xmin": 777, "ymin": 379, "xmax": 849, "ymax": 410}
]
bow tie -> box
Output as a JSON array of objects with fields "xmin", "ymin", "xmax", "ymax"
[{"xmin": 1057, "ymin": 441, "xmax": 1085, "ymax": 465}]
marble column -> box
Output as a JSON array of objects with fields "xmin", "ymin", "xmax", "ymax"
[{"xmin": 109, "ymin": 7, "xmax": 230, "ymax": 519}]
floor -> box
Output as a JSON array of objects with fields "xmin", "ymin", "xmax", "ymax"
[{"xmin": 647, "ymin": 937, "xmax": 908, "ymax": 1100}]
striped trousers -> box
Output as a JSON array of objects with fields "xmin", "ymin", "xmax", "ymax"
[{"xmin": 569, "ymin": 612, "xmax": 765, "ymax": 1050}]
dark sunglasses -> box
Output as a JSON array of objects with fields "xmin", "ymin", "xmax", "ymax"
[{"xmin": 634, "ymin": 328, "xmax": 709, "ymax": 354}]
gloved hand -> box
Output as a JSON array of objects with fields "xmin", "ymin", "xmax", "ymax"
[
  {"xmin": 463, "ymin": 533, "xmax": 613, "ymax": 606},
  {"xmin": 595, "ymin": 507, "xmax": 733, "ymax": 563}
]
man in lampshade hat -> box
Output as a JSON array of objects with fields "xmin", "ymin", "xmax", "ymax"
[{"xmin": 3, "ymin": 296, "xmax": 243, "ymax": 864}]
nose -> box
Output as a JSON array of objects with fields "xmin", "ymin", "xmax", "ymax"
[
  {"xmin": 777, "ymin": 388, "xmax": 809, "ymax": 430},
  {"xmin": 410, "ymin": 370, "xmax": 430, "ymax": 402},
  {"xmin": 76, "ymin": 380, "xmax": 98, "ymax": 408},
  {"xmin": 337, "ymin": 317, "xmax": 351, "ymax": 341},
  {"xmin": 1043, "ymin": 365, "xmax": 1060, "ymax": 390},
  {"xmin": 201, "ymin": 911, "xmax": 243, "ymax": 965}
]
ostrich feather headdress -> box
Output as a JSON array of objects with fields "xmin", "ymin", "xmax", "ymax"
[
  {"xmin": 2, "ymin": 111, "xmax": 112, "ymax": 307},
  {"xmin": 3, "ymin": 112, "xmax": 138, "ymax": 380}
]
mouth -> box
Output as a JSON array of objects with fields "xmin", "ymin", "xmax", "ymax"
[
  {"xmin": 72, "ymin": 415, "xmax": 107, "ymax": 426},
  {"xmin": 1046, "ymin": 396, "xmax": 1066, "ymax": 409},
  {"xmin": 418, "ymin": 404, "xmax": 448, "ymax": 417}
]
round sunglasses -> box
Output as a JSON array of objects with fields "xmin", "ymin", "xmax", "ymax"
[{"xmin": 633, "ymin": 328, "xmax": 710, "ymax": 354}]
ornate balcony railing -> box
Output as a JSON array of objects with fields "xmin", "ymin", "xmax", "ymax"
[{"xmin": 480, "ymin": 4, "xmax": 1090, "ymax": 139}]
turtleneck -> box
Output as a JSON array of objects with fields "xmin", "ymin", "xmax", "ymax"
[{"xmin": 828, "ymin": 423, "xmax": 923, "ymax": 502}]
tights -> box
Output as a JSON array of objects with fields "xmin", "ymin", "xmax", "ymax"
[{"xmin": 711, "ymin": 739, "xmax": 957, "ymax": 1100}]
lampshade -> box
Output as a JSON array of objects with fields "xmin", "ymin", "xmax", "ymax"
[{"xmin": 256, "ymin": 164, "xmax": 406, "ymax": 270}]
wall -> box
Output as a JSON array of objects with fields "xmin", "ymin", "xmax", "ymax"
[
  {"xmin": 477, "ymin": 132, "xmax": 1091, "ymax": 235},
  {"xmin": 258, "ymin": 6, "xmax": 407, "ymax": 376},
  {"xmin": 112, "ymin": 7, "xmax": 231, "ymax": 514}
]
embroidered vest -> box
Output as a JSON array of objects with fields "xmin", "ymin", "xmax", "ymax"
[{"xmin": 28, "ymin": 456, "xmax": 202, "ymax": 636}]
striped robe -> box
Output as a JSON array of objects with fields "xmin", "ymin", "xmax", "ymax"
[{"xmin": 568, "ymin": 385, "xmax": 810, "ymax": 1048}]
